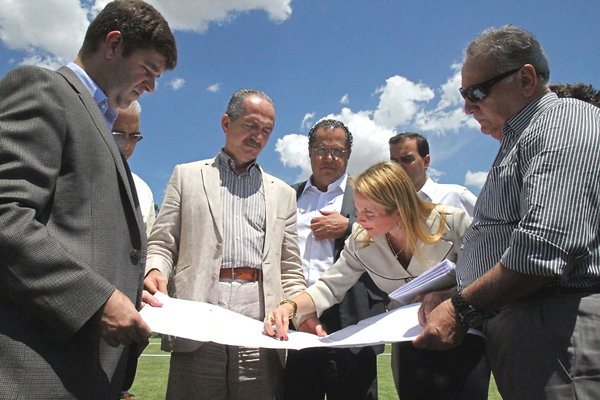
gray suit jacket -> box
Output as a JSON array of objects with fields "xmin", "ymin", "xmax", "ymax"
[
  {"xmin": 146, "ymin": 157, "xmax": 307, "ymax": 354},
  {"xmin": 0, "ymin": 66, "xmax": 146, "ymax": 399}
]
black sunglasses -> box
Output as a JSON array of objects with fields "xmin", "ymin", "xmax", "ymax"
[{"xmin": 459, "ymin": 67, "xmax": 521, "ymax": 103}]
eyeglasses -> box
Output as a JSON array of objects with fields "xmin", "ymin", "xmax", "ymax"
[
  {"xmin": 459, "ymin": 67, "xmax": 521, "ymax": 103},
  {"xmin": 112, "ymin": 131, "xmax": 144, "ymax": 143},
  {"xmin": 311, "ymin": 147, "xmax": 349, "ymax": 158}
]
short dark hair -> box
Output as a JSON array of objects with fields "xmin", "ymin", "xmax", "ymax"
[
  {"xmin": 225, "ymin": 89, "xmax": 275, "ymax": 121},
  {"xmin": 80, "ymin": 0, "xmax": 177, "ymax": 70},
  {"xmin": 307, "ymin": 119, "xmax": 353, "ymax": 150},
  {"xmin": 388, "ymin": 132, "xmax": 429, "ymax": 157},
  {"xmin": 550, "ymin": 83, "xmax": 600, "ymax": 108},
  {"xmin": 465, "ymin": 24, "xmax": 549, "ymax": 85}
]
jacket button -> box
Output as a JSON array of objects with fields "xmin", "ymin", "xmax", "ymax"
[
  {"xmin": 130, "ymin": 250, "xmax": 141, "ymax": 260},
  {"xmin": 212, "ymin": 273, "xmax": 218, "ymax": 281},
  {"xmin": 216, "ymin": 243, "xmax": 222, "ymax": 250}
]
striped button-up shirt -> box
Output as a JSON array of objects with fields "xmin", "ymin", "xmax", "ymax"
[
  {"xmin": 218, "ymin": 151, "xmax": 266, "ymax": 270},
  {"xmin": 457, "ymin": 92, "xmax": 600, "ymax": 290}
]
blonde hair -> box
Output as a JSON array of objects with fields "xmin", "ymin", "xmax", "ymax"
[{"xmin": 352, "ymin": 162, "xmax": 446, "ymax": 261}]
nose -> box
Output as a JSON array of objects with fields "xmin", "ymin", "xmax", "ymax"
[
  {"xmin": 464, "ymin": 99, "xmax": 477, "ymax": 115},
  {"xmin": 144, "ymin": 77, "xmax": 156, "ymax": 93}
]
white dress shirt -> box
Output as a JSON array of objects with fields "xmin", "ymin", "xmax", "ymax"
[
  {"xmin": 132, "ymin": 172, "xmax": 155, "ymax": 237},
  {"xmin": 418, "ymin": 177, "xmax": 477, "ymax": 221},
  {"xmin": 297, "ymin": 173, "xmax": 347, "ymax": 286}
]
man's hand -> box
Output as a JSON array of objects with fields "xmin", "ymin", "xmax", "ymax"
[
  {"xmin": 94, "ymin": 289, "xmax": 152, "ymax": 348},
  {"xmin": 415, "ymin": 287, "xmax": 455, "ymax": 326},
  {"xmin": 144, "ymin": 269, "xmax": 168, "ymax": 295},
  {"xmin": 310, "ymin": 210, "xmax": 349, "ymax": 241},
  {"xmin": 297, "ymin": 316, "xmax": 327, "ymax": 337},
  {"xmin": 413, "ymin": 299, "xmax": 467, "ymax": 350},
  {"xmin": 141, "ymin": 289, "xmax": 163, "ymax": 308}
]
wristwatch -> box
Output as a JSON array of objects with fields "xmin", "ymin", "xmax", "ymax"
[{"xmin": 451, "ymin": 291, "xmax": 486, "ymax": 328}]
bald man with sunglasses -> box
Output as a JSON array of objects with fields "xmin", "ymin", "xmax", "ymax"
[{"xmin": 414, "ymin": 25, "xmax": 600, "ymax": 400}]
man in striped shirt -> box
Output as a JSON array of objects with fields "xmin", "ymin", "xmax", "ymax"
[
  {"xmin": 414, "ymin": 25, "xmax": 600, "ymax": 399},
  {"xmin": 144, "ymin": 89, "xmax": 307, "ymax": 399}
]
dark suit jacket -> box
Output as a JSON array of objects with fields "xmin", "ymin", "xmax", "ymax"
[
  {"xmin": 293, "ymin": 180, "xmax": 386, "ymax": 336},
  {"xmin": 0, "ymin": 66, "xmax": 146, "ymax": 399}
]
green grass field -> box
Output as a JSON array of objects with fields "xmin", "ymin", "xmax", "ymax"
[{"xmin": 129, "ymin": 340, "xmax": 501, "ymax": 399}]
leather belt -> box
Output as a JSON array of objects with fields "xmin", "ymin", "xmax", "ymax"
[{"xmin": 219, "ymin": 267, "xmax": 261, "ymax": 282}]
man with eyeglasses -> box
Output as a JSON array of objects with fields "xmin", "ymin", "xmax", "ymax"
[
  {"xmin": 414, "ymin": 25, "xmax": 600, "ymax": 399},
  {"xmin": 389, "ymin": 132, "xmax": 477, "ymax": 221},
  {"xmin": 113, "ymin": 101, "xmax": 155, "ymax": 238},
  {"xmin": 283, "ymin": 119, "xmax": 386, "ymax": 400}
]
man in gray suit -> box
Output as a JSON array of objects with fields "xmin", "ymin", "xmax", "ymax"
[
  {"xmin": 144, "ymin": 89, "xmax": 307, "ymax": 400},
  {"xmin": 283, "ymin": 119, "xmax": 386, "ymax": 400},
  {"xmin": 0, "ymin": 1, "xmax": 177, "ymax": 398}
]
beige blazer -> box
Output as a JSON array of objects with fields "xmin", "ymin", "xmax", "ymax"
[
  {"xmin": 306, "ymin": 205, "xmax": 470, "ymax": 314},
  {"xmin": 146, "ymin": 156, "xmax": 306, "ymax": 352}
]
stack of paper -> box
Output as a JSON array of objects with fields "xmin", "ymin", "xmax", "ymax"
[{"xmin": 388, "ymin": 259, "xmax": 457, "ymax": 305}]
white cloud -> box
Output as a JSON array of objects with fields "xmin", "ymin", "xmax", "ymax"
[
  {"xmin": 465, "ymin": 170, "xmax": 488, "ymax": 189},
  {"xmin": 149, "ymin": 0, "xmax": 292, "ymax": 33},
  {"xmin": 165, "ymin": 77, "xmax": 184, "ymax": 90},
  {"xmin": 276, "ymin": 66, "xmax": 484, "ymax": 182},
  {"xmin": 0, "ymin": 0, "xmax": 293, "ymax": 65},
  {"xmin": 275, "ymin": 133, "xmax": 311, "ymax": 181},
  {"xmin": 372, "ymin": 75, "xmax": 435, "ymax": 130},
  {"xmin": 340, "ymin": 94, "xmax": 349, "ymax": 104},
  {"xmin": 436, "ymin": 63, "xmax": 463, "ymax": 111},
  {"xmin": 207, "ymin": 82, "xmax": 220, "ymax": 92},
  {"xmin": 427, "ymin": 167, "xmax": 444, "ymax": 182},
  {"xmin": 300, "ymin": 112, "xmax": 314, "ymax": 131},
  {"xmin": 0, "ymin": 0, "xmax": 89, "ymax": 64}
]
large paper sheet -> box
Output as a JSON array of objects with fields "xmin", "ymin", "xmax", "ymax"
[
  {"xmin": 140, "ymin": 292, "xmax": 425, "ymax": 350},
  {"xmin": 388, "ymin": 259, "xmax": 457, "ymax": 305}
]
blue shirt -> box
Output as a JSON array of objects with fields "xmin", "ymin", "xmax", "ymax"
[{"xmin": 66, "ymin": 62, "xmax": 118, "ymax": 129}]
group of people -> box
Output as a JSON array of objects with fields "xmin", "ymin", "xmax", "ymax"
[{"xmin": 0, "ymin": 1, "xmax": 599, "ymax": 400}]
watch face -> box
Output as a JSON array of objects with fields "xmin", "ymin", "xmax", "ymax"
[{"xmin": 463, "ymin": 310, "xmax": 484, "ymax": 328}]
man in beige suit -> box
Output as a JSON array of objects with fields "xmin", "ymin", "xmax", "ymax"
[{"xmin": 144, "ymin": 88, "xmax": 306, "ymax": 400}]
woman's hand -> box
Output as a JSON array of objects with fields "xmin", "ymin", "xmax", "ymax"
[{"xmin": 263, "ymin": 302, "xmax": 295, "ymax": 340}]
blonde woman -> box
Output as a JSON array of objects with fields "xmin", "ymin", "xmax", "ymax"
[{"xmin": 265, "ymin": 162, "xmax": 489, "ymax": 399}]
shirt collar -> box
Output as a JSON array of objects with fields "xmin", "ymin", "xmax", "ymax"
[
  {"xmin": 503, "ymin": 92, "xmax": 559, "ymax": 141},
  {"xmin": 66, "ymin": 62, "xmax": 118, "ymax": 129},
  {"xmin": 304, "ymin": 172, "xmax": 348, "ymax": 195},
  {"xmin": 218, "ymin": 149, "xmax": 260, "ymax": 175}
]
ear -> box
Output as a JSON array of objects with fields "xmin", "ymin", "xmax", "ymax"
[
  {"xmin": 347, "ymin": 149, "xmax": 352, "ymax": 160},
  {"xmin": 423, "ymin": 154, "xmax": 431, "ymax": 169},
  {"xmin": 520, "ymin": 64, "xmax": 538, "ymax": 97},
  {"xmin": 103, "ymin": 31, "xmax": 123, "ymax": 60},
  {"xmin": 221, "ymin": 114, "xmax": 230, "ymax": 134}
]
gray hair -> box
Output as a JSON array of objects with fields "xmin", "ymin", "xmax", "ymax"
[
  {"xmin": 465, "ymin": 24, "xmax": 550, "ymax": 85},
  {"xmin": 225, "ymin": 89, "xmax": 274, "ymax": 121},
  {"xmin": 118, "ymin": 100, "xmax": 142, "ymax": 116},
  {"xmin": 307, "ymin": 119, "xmax": 353, "ymax": 150}
]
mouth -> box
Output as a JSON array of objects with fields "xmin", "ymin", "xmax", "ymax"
[{"xmin": 244, "ymin": 139, "xmax": 262, "ymax": 149}]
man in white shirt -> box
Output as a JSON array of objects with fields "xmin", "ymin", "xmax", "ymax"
[
  {"xmin": 389, "ymin": 132, "xmax": 477, "ymax": 220},
  {"xmin": 113, "ymin": 101, "xmax": 155, "ymax": 237},
  {"xmin": 284, "ymin": 119, "xmax": 386, "ymax": 400}
]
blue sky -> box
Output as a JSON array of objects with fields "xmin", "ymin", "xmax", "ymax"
[{"xmin": 0, "ymin": 0, "xmax": 598, "ymax": 206}]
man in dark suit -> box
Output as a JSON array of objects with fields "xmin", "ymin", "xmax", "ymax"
[
  {"xmin": 283, "ymin": 119, "xmax": 387, "ymax": 400},
  {"xmin": 0, "ymin": 1, "xmax": 177, "ymax": 398}
]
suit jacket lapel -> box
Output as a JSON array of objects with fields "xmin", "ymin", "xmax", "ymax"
[
  {"xmin": 56, "ymin": 66, "xmax": 144, "ymax": 240},
  {"xmin": 203, "ymin": 157, "xmax": 223, "ymax": 242},
  {"xmin": 262, "ymin": 168, "xmax": 276, "ymax": 259}
]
